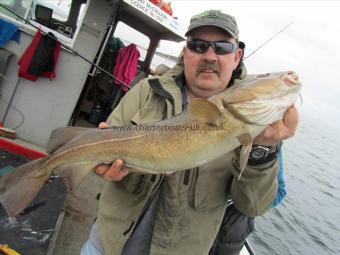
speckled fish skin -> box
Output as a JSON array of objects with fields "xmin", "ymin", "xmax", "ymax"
[{"xmin": 0, "ymin": 71, "xmax": 301, "ymax": 217}]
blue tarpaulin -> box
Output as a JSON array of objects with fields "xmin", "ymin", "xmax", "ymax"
[{"xmin": 0, "ymin": 18, "xmax": 20, "ymax": 47}]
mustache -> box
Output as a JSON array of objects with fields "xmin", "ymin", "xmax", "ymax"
[{"xmin": 196, "ymin": 61, "xmax": 220, "ymax": 75}]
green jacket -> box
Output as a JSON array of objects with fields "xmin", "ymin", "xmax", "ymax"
[{"xmin": 98, "ymin": 67, "xmax": 278, "ymax": 255}]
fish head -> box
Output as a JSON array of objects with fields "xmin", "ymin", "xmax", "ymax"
[{"xmin": 220, "ymin": 71, "xmax": 302, "ymax": 125}]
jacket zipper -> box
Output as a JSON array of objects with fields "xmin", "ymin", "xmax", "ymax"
[{"xmin": 123, "ymin": 175, "xmax": 164, "ymax": 236}]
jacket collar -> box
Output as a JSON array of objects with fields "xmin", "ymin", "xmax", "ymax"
[{"xmin": 148, "ymin": 72, "xmax": 185, "ymax": 116}]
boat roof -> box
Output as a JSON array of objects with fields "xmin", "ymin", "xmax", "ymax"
[{"xmin": 120, "ymin": 0, "xmax": 186, "ymax": 42}]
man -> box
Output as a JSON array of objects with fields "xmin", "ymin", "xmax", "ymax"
[{"xmin": 81, "ymin": 9, "xmax": 298, "ymax": 255}]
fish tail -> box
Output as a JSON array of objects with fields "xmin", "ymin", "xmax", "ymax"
[{"xmin": 0, "ymin": 157, "xmax": 50, "ymax": 217}]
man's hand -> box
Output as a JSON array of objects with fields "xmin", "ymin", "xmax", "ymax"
[
  {"xmin": 94, "ymin": 122, "xmax": 130, "ymax": 181},
  {"xmin": 95, "ymin": 159, "xmax": 130, "ymax": 181},
  {"xmin": 253, "ymin": 105, "xmax": 299, "ymax": 145}
]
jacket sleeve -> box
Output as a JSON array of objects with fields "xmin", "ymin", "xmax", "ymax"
[
  {"xmin": 230, "ymin": 156, "xmax": 278, "ymax": 217},
  {"xmin": 271, "ymin": 150, "xmax": 286, "ymax": 208}
]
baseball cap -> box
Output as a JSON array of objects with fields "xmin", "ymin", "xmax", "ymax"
[{"xmin": 185, "ymin": 10, "xmax": 239, "ymax": 40}]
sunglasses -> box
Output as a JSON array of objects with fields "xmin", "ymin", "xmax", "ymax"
[{"xmin": 187, "ymin": 39, "xmax": 237, "ymax": 55}]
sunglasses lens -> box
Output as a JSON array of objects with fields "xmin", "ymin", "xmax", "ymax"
[
  {"xmin": 187, "ymin": 40, "xmax": 209, "ymax": 54},
  {"xmin": 187, "ymin": 40, "xmax": 236, "ymax": 55},
  {"xmin": 214, "ymin": 42, "xmax": 235, "ymax": 54}
]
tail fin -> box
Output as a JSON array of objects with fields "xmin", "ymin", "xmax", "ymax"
[{"xmin": 0, "ymin": 157, "xmax": 50, "ymax": 217}]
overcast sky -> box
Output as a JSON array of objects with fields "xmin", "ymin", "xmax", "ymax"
[{"xmin": 160, "ymin": 1, "xmax": 340, "ymax": 129}]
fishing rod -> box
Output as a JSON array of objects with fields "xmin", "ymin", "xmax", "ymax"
[
  {"xmin": 244, "ymin": 21, "xmax": 294, "ymax": 61},
  {"xmin": 0, "ymin": 4, "xmax": 131, "ymax": 90}
]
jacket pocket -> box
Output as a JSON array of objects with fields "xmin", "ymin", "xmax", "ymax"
[
  {"xmin": 130, "ymin": 93, "xmax": 168, "ymax": 125},
  {"xmin": 189, "ymin": 155, "xmax": 232, "ymax": 211}
]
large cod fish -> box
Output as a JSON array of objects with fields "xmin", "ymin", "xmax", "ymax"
[{"xmin": 0, "ymin": 71, "xmax": 301, "ymax": 217}]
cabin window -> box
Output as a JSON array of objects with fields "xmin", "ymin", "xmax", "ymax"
[
  {"xmin": 0, "ymin": 0, "xmax": 86, "ymax": 38},
  {"xmin": 31, "ymin": 0, "xmax": 86, "ymax": 38},
  {"xmin": 36, "ymin": 0, "xmax": 72, "ymax": 22},
  {"xmin": 113, "ymin": 21, "xmax": 150, "ymax": 62},
  {"xmin": 0, "ymin": 0, "xmax": 33, "ymax": 20},
  {"xmin": 150, "ymin": 39, "xmax": 183, "ymax": 73}
]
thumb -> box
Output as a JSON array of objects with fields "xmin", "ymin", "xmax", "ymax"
[{"xmin": 98, "ymin": 122, "xmax": 109, "ymax": 129}]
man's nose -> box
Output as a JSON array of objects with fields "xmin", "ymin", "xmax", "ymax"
[{"xmin": 202, "ymin": 45, "xmax": 218, "ymax": 61}]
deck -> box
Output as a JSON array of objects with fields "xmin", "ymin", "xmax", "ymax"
[{"xmin": 0, "ymin": 148, "xmax": 67, "ymax": 255}]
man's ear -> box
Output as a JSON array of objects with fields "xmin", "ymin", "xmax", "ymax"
[{"xmin": 233, "ymin": 48, "xmax": 243, "ymax": 69}]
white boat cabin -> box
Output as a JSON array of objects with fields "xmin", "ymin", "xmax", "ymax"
[{"xmin": 0, "ymin": 0, "xmax": 185, "ymax": 146}]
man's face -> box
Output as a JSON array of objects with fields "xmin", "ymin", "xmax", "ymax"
[{"xmin": 183, "ymin": 26, "xmax": 242, "ymax": 99}]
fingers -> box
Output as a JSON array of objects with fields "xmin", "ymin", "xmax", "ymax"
[
  {"xmin": 254, "ymin": 105, "xmax": 299, "ymax": 145},
  {"xmin": 94, "ymin": 159, "xmax": 129, "ymax": 181},
  {"xmin": 98, "ymin": 122, "xmax": 109, "ymax": 129},
  {"xmin": 106, "ymin": 159, "xmax": 130, "ymax": 181},
  {"xmin": 95, "ymin": 164, "xmax": 111, "ymax": 176}
]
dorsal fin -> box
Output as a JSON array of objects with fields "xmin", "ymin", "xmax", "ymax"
[
  {"xmin": 188, "ymin": 98, "xmax": 223, "ymax": 125},
  {"xmin": 47, "ymin": 127, "xmax": 91, "ymax": 154}
]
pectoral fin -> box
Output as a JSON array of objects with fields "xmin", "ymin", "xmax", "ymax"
[
  {"xmin": 237, "ymin": 133, "xmax": 253, "ymax": 181},
  {"xmin": 54, "ymin": 162, "xmax": 97, "ymax": 191},
  {"xmin": 188, "ymin": 98, "xmax": 223, "ymax": 126}
]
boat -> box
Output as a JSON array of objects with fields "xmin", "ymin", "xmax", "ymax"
[{"xmin": 0, "ymin": 0, "xmax": 255, "ymax": 254}]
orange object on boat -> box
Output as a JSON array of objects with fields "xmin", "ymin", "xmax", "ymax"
[
  {"xmin": 0, "ymin": 244, "xmax": 21, "ymax": 255},
  {"xmin": 149, "ymin": 0, "xmax": 173, "ymax": 16},
  {"xmin": 150, "ymin": 0, "xmax": 161, "ymax": 5},
  {"xmin": 161, "ymin": 2, "xmax": 173, "ymax": 16}
]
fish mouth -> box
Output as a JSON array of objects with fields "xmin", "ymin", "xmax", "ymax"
[{"xmin": 280, "ymin": 71, "xmax": 300, "ymax": 86}]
